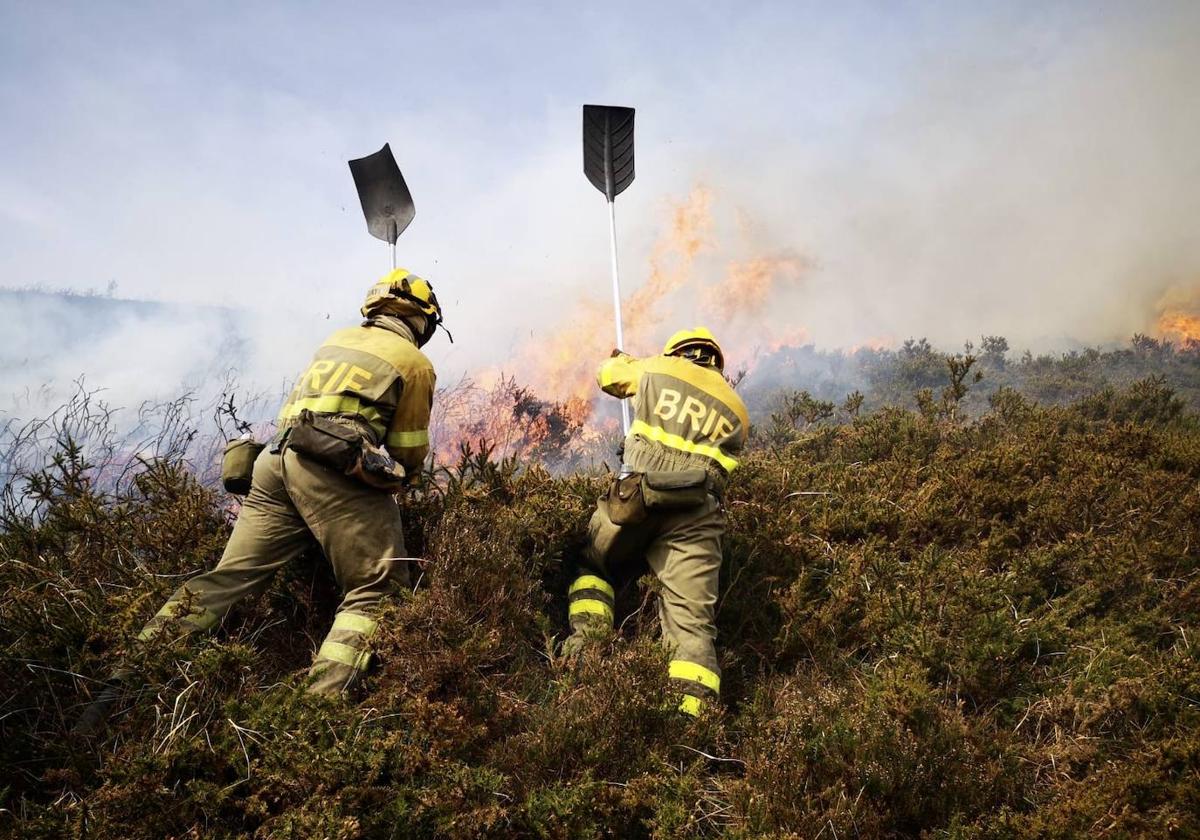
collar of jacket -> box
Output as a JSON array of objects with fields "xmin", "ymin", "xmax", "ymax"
[{"xmin": 363, "ymin": 314, "xmax": 418, "ymax": 346}]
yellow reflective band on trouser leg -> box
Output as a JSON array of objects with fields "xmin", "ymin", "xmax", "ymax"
[
  {"xmin": 668, "ymin": 660, "xmax": 721, "ymax": 693},
  {"xmin": 137, "ymin": 599, "xmax": 219, "ymax": 640},
  {"xmin": 569, "ymin": 575, "xmax": 615, "ymax": 599},
  {"xmin": 331, "ymin": 612, "xmax": 378, "ymax": 637},
  {"xmin": 568, "ymin": 599, "xmax": 614, "ymax": 624},
  {"xmin": 679, "ymin": 695, "xmax": 704, "ymax": 717},
  {"xmin": 316, "ymin": 640, "xmax": 372, "ymax": 671}
]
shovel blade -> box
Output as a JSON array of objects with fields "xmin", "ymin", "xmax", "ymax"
[
  {"xmin": 583, "ymin": 105, "xmax": 635, "ymax": 202},
  {"xmin": 348, "ymin": 143, "xmax": 415, "ymax": 244}
]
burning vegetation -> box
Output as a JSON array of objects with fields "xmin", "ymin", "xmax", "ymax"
[
  {"xmin": 485, "ymin": 186, "xmax": 813, "ymax": 443},
  {"xmin": 3, "ymin": 192, "xmax": 1200, "ymax": 839},
  {"xmin": 1158, "ymin": 311, "xmax": 1200, "ymax": 347},
  {"xmin": 2, "ymin": 339, "xmax": 1200, "ymax": 837},
  {"xmin": 1154, "ymin": 285, "xmax": 1200, "ymax": 347}
]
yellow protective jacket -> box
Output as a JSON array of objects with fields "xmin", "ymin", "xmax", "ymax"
[
  {"xmin": 597, "ymin": 352, "xmax": 749, "ymax": 489},
  {"xmin": 275, "ymin": 316, "xmax": 436, "ymax": 474}
]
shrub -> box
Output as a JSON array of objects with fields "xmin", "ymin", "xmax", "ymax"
[{"xmin": 2, "ymin": 379, "xmax": 1199, "ymax": 837}]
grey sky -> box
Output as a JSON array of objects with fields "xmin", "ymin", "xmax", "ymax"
[{"xmin": 2, "ymin": 1, "xmax": 1199, "ymax": 404}]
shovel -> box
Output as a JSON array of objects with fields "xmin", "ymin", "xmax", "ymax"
[
  {"xmin": 348, "ymin": 143, "xmax": 415, "ymax": 269},
  {"xmin": 582, "ymin": 104, "xmax": 636, "ymax": 434}
]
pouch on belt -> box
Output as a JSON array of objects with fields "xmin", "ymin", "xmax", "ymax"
[
  {"xmin": 607, "ymin": 472, "xmax": 648, "ymax": 526},
  {"xmin": 285, "ymin": 409, "xmax": 363, "ymax": 472},
  {"xmin": 221, "ymin": 437, "xmax": 265, "ymax": 495},
  {"xmin": 286, "ymin": 409, "xmax": 407, "ymax": 492},
  {"xmin": 641, "ymin": 468, "xmax": 709, "ymax": 511}
]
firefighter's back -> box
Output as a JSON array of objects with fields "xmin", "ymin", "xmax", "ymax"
[
  {"xmin": 623, "ymin": 354, "xmax": 749, "ymax": 489},
  {"xmin": 276, "ymin": 322, "xmax": 434, "ymax": 450}
]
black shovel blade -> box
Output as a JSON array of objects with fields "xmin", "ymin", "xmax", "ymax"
[
  {"xmin": 348, "ymin": 143, "xmax": 415, "ymax": 245},
  {"xmin": 583, "ymin": 105, "xmax": 635, "ymax": 202}
]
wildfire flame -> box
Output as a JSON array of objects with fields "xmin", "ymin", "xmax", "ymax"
[
  {"xmin": 429, "ymin": 374, "xmax": 596, "ymax": 465},
  {"xmin": 438, "ymin": 184, "xmax": 819, "ymax": 461},
  {"xmin": 702, "ymin": 256, "xmax": 805, "ymax": 318},
  {"xmin": 512, "ymin": 186, "xmax": 814, "ymax": 404},
  {"xmin": 849, "ymin": 336, "xmax": 893, "ymax": 354},
  {"xmin": 499, "ymin": 186, "xmax": 717, "ymax": 411},
  {"xmin": 1158, "ymin": 311, "xmax": 1200, "ymax": 344},
  {"xmin": 1151, "ymin": 284, "xmax": 1200, "ymax": 345}
]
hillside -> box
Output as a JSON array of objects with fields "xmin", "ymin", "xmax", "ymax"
[
  {"xmin": 1, "ymin": 378, "xmax": 1199, "ymax": 838},
  {"xmin": 739, "ymin": 335, "xmax": 1200, "ymax": 419}
]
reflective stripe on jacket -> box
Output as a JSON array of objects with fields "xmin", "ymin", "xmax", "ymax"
[
  {"xmin": 276, "ymin": 317, "xmax": 436, "ymax": 474},
  {"xmin": 597, "ymin": 353, "xmax": 748, "ymax": 484}
]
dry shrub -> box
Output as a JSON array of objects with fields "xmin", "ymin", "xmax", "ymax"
[{"xmin": 2, "ymin": 377, "xmax": 1200, "ymax": 838}]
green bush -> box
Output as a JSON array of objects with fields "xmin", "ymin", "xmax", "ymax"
[{"xmin": 2, "ymin": 379, "xmax": 1199, "ymax": 838}]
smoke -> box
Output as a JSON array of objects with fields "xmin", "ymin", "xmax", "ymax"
[
  {"xmin": 1, "ymin": 2, "xmax": 1198, "ymax": 434},
  {"xmin": 501, "ymin": 1, "xmax": 1200, "ymax": 379},
  {"xmin": 0, "ymin": 289, "xmax": 326, "ymax": 431},
  {"xmin": 504, "ymin": 187, "xmax": 716, "ymax": 405}
]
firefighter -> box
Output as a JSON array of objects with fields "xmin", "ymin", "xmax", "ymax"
[
  {"xmin": 563, "ymin": 327, "xmax": 748, "ymax": 717},
  {"xmin": 75, "ymin": 268, "xmax": 442, "ymax": 732}
]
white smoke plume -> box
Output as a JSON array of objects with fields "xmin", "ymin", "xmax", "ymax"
[{"xmin": 1, "ymin": 2, "xmax": 1197, "ymax": 427}]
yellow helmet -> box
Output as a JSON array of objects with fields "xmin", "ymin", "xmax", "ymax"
[
  {"xmin": 663, "ymin": 327, "xmax": 724, "ymax": 371},
  {"xmin": 361, "ymin": 268, "xmax": 445, "ymax": 345}
]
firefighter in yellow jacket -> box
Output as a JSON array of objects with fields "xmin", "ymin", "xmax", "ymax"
[
  {"xmin": 76, "ymin": 269, "xmax": 442, "ymax": 730},
  {"xmin": 563, "ymin": 328, "xmax": 748, "ymax": 717}
]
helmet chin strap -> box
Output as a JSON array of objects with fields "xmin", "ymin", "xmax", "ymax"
[
  {"xmin": 404, "ymin": 313, "xmax": 453, "ymax": 347},
  {"xmin": 402, "ymin": 314, "xmax": 429, "ymax": 345}
]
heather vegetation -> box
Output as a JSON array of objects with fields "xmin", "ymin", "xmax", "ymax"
[
  {"xmin": 744, "ymin": 332, "xmax": 1200, "ymax": 420},
  {"xmin": 2, "ymin": 339, "xmax": 1199, "ymax": 838}
]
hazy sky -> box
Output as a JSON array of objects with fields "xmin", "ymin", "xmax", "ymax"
[{"xmin": 2, "ymin": 1, "xmax": 1199, "ymax": 401}]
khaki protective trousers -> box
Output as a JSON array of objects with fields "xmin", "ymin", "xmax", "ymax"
[
  {"xmin": 565, "ymin": 491, "xmax": 725, "ymax": 716},
  {"xmin": 138, "ymin": 448, "xmax": 410, "ymax": 695}
]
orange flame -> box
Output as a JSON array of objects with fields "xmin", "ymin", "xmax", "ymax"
[
  {"xmin": 1152, "ymin": 284, "xmax": 1200, "ymax": 345},
  {"xmin": 440, "ymin": 185, "xmax": 820, "ymax": 458},
  {"xmin": 765, "ymin": 327, "xmax": 813, "ymax": 354},
  {"xmin": 510, "ymin": 186, "xmax": 716, "ymax": 409},
  {"xmin": 1158, "ymin": 312, "xmax": 1200, "ymax": 343},
  {"xmin": 849, "ymin": 336, "xmax": 893, "ymax": 354},
  {"xmin": 703, "ymin": 255, "xmax": 806, "ymax": 318},
  {"xmin": 429, "ymin": 375, "xmax": 596, "ymax": 464}
]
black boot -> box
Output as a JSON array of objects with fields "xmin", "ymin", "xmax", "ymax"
[{"xmin": 71, "ymin": 679, "xmax": 124, "ymax": 738}]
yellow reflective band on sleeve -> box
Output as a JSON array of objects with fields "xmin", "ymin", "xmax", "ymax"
[
  {"xmin": 568, "ymin": 599, "xmax": 614, "ymax": 623},
  {"xmin": 332, "ymin": 612, "xmax": 378, "ymax": 637},
  {"xmin": 316, "ymin": 640, "xmax": 372, "ymax": 671},
  {"xmin": 629, "ymin": 419, "xmax": 739, "ymax": 473},
  {"xmin": 669, "ymin": 660, "xmax": 721, "ymax": 692},
  {"xmin": 386, "ymin": 428, "xmax": 430, "ymax": 449},
  {"xmin": 679, "ymin": 695, "xmax": 703, "ymax": 717},
  {"xmin": 569, "ymin": 575, "xmax": 614, "ymax": 598}
]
